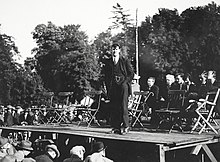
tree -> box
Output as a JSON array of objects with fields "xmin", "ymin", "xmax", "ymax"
[
  {"xmin": 0, "ymin": 30, "xmax": 20, "ymax": 105},
  {"xmin": 109, "ymin": 3, "xmax": 135, "ymax": 56},
  {"xmin": 181, "ymin": 2, "xmax": 220, "ymax": 75},
  {"xmin": 32, "ymin": 22, "xmax": 101, "ymax": 101}
]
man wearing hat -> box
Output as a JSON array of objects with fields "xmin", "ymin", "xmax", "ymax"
[
  {"xmin": 35, "ymin": 144, "xmax": 60, "ymax": 162},
  {"xmin": 84, "ymin": 141, "xmax": 113, "ymax": 162},
  {"xmin": 63, "ymin": 145, "xmax": 85, "ymax": 162},
  {"xmin": 4, "ymin": 105, "xmax": 14, "ymax": 126},
  {"xmin": 0, "ymin": 136, "xmax": 16, "ymax": 156},
  {"xmin": 13, "ymin": 140, "xmax": 35, "ymax": 162}
]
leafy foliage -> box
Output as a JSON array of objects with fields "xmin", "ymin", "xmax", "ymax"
[{"xmin": 32, "ymin": 22, "xmax": 101, "ymax": 101}]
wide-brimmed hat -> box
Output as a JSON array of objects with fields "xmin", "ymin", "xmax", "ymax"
[
  {"xmin": 70, "ymin": 145, "xmax": 85, "ymax": 156},
  {"xmin": 17, "ymin": 140, "xmax": 33, "ymax": 151},
  {"xmin": 92, "ymin": 141, "xmax": 106, "ymax": 153},
  {"xmin": 0, "ymin": 137, "xmax": 8, "ymax": 147},
  {"xmin": 45, "ymin": 144, "xmax": 60, "ymax": 158}
]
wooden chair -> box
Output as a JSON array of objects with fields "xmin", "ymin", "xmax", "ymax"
[
  {"xmin": 42, "ymin": 92, "xmax": 54, "ymax": 108},
  {"xmin": 75, "ymin": 90, "xmax": 102, "ymax": 127},
  {"xmin": 191, "ymin": 88, "xmax": 220, "ymax": 134},
  {"xmin": 128, "ymin": 91, "xmax": 153, "ymax": 128},
  {"xmin": 155, "ymin": 90, "xmax": 186, "ymax": 133},
  {"xmin": 58, "ymin": 92, "xmax": 74, "ymax": 107}
]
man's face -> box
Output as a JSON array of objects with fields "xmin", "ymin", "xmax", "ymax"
[
  {"xmin": 147, "ymin": 78, "xmax": 155, "ymax": 87},
  {"xmin": 176, "ymin": 75, "xmax": 184, "ymax": 84},
  {"xmin": 166, "ymin": 78, "xmax": 173, "ymax": 86},
  {"xmin": 111, "ymin": 46, "xmax": 120, "ymax": 58}
]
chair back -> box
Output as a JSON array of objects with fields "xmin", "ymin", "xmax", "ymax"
[
  {"xmin": 58, "ymin": 92, "xmax": 74, "ymax": 106},
  {"xmin": 167, "ymin": 90, "xmax": 186, "ymax": 110},
  {"xmin": 82, "ymin": 90, "xmax": 102, "ymax": 108},
  {"xmin": 42, "ymin": 92, "xmax": 54, "ymax": 107},
  {"xmin": 129, "ymin": 91, "xmax": 152, "ymax": 110},
  {"xmin": 202, "ymin": 88, "xmax": 220, "ymax": 111}
]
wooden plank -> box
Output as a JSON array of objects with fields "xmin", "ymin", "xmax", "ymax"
[
  {"xmin": 159, "ymin": 145, "xmax": 166, "ymax": 162},
  {"xmin": 202, "ymin": 144, "xmax": 218, "ymax": 162},
  {"xmin": 0, "ymin": 125, "xmax": 216, "ymax": 146}
]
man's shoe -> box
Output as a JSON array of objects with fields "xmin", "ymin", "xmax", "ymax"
[
  {"xmin": 119, "ymin": 127, "xmax": 130, "ymax": 135},
  {"xmin": 108, "ymin": 128, "xmax": 120, "ymax": 134}
]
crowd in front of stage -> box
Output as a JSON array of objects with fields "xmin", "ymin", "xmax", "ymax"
[{"xmin": 0, "ymin": 134, "xmax": 113, "ymax": 162}]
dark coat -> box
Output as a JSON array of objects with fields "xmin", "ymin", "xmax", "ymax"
[
  {"xmin": 19, "ymin": 112, "xmax": 34, "ymax": 125},
  {"xmin": 144, "ymin": 84, "xmax": 159, "ymax": 110},
  {"xmin": 4, "ymin": 111, "xmax": 14, "ymax": 126},
  {"xmin": 35, "ymin": 154, "xmax": 53, "ymax": 162},
  {"xmin": 103, "ymin": 57, "xmax": 134, "ymax": 97}
]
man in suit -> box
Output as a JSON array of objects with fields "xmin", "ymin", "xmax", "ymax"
[
  {"xmin": 144, "ymin": 77, "xmax": 160, "ymax": 125},
  {"xmin": 103, "ymin": 43, "xmax": 134, "ymax": 135}
]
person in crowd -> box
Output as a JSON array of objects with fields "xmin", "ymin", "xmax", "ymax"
[
  {"xmin": 63, "ymin": 145, "xmax": 85, "ymax": 162},
  {"xmin": 4, "ymin": 105, "xmax": 14, "ymax": 127},
  {"xmin": 0, "ymin": 106, "xmax": 5, "ymax": 126},
  {"xmin": 84, "ymin": 141, "xmax": 113, "ymax": 162},
  {"xmin": 159, "ymin": 74, "xmax": 177, "ymax": 107},
  {"xmin": 20, "ymin": 108, "xmax": 34, "ymax": 125},
  {"xmin": 35, "ymin": 144, "xmax": 60, "ymax": 162},
  {"xmin": 143, "ymin": 77, "xmax": 160, "ymax": 125},
  {"xmin": 174, "ymin": 73, "xmax": 188, "ymax": 90},
  {"xmin": 0, "ymin": 155, "xmax": 17, "ymax": 162},
  {"xmin": 183, "ymin": 70, "xmax": 220, "ymax": 130},
  {"xmin": 131, "ymin": 74, "xmax": 140, "ymax": 93},
  {"xmin": 206, "ymin": 70, "xmax": 220, "ymax": 90},
  {"xmin": 13, "ymin": 140, "xmax": 35, "ymax": 162},
  {"xmin": 13, "ymin": 106, "xmax": 23, "ymax": 125},
  {"xmin": 103, "ymin": 43, "xmax": 134, "ymax": 135},
  {"xmin": 0, "ymin": 136, "xmax": 17, "ymax": 156}
]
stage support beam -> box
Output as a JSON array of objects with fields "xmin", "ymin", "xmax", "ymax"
[{"xmin": 159, "ymin": 144, "xmax": 165, "ymax": 162}]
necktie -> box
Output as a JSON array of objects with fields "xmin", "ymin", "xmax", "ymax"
[{"xmin": 113, "ymin": 57, "xmax": 117, "ymax": 65}]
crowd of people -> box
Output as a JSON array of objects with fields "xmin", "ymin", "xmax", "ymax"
[
  {"xmin": 0, "ymin": 134, "xmax": 113, "ymax": 162},
  {"xmin": 139, "ymin": 70, "xmax": 220, "ymax": 130}
]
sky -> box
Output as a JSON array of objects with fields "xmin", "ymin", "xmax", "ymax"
[{"xmin": 0, "ymin": 0, "xmax": 217, "ymax": 64}]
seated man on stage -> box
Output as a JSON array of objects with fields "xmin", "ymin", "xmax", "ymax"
[
  {"xmin": 143, "ymin": 77, "xmax": 159, "ymax": 125},
  {"xmin": 159, "ymin": 74, "xmax": 177, "ymax": 108}
]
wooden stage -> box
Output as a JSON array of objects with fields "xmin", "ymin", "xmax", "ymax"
[{"xmin": 1, "ymin": 124, "xmax": 220, "ymax": 162}]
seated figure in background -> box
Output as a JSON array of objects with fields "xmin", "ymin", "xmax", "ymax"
[
  {"xmin": 159, "ymin": 74, "xmax": 177, "ymax": 108},
  {"xmin": 143, "ymin": 77, "xmax": 159, "ymax": 125}
]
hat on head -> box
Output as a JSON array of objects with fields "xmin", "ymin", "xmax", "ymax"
[
  {"xmin": 17, "ymin": 140, "xmax": 33, "ymax": 151},
  {"xmin": 0, "ymin": 137, "xmax": 8, "ymax": 147},
  {"xmin": 70, "ymin": 145, "xmax": 85, "ymax": 156},
  {"xmin": 112, "ymin": 43, "xmax": 121, "ymax": 49},
  {"xmin": 22, "ymin": 158, "xmax": 36, "ymax": 162},
  {"xmin": 45, "ymin": 144, "xmax": 60, "ymax": 158},
  {"xmin": 92, "ymin": 141, "xmax": 106, "ymax": 153}
]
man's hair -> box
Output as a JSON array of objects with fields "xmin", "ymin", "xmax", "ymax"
[
  {"xmin": 147, "ymin": 77, "xmax": 155, "ymax": 81},
  {"xmin": 112, "ymin": 43, "xmax": 121, "ymax": 49}
]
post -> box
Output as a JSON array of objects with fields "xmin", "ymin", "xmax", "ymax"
[{"xmin": 135, "ymin": 8, "xmax": 139, "ymax": 84}]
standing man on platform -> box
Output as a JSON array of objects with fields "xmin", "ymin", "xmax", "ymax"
[{"xmin": 103, "ymin": 43, "xmax": 134, "ymax": 135}]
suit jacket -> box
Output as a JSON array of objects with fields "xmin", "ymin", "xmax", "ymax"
[
  {"xmin": 103, "ymin": 56, "xmax": 134, "ymax": 96},
  {"xmin": 35, "ymin": 154, "xmax": 53, "ymax": 162}
]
